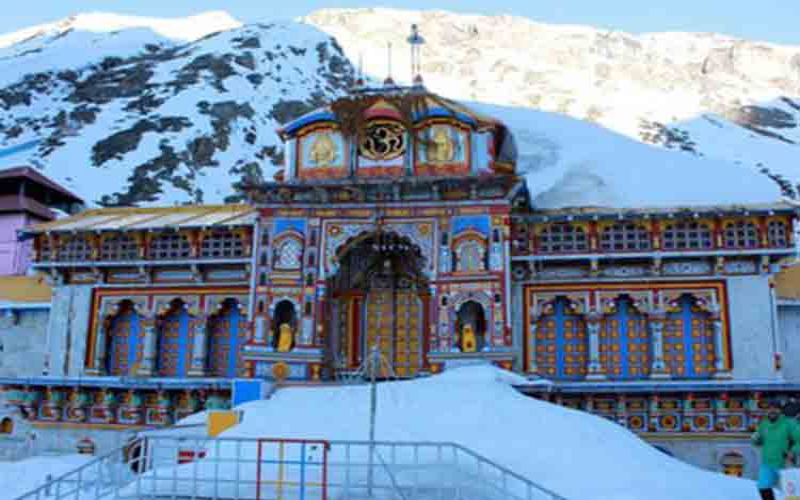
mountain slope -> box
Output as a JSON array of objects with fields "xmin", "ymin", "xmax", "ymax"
[{"xmin": 0, "ymin": 18, "xmax": 354, "ymax": 205}]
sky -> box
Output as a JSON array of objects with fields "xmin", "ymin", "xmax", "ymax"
[{"xmin": 1, "ymin": 0, "xmax": 799, "ymax": 46}]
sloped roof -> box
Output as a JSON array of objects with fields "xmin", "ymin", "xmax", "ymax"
[
  {"xmin": 278, "ymin": 87, "xmax": 502, "ymax": 138},
  {"xmin": 0, "ymin": 276, "xmax": 51, "ymax": 304},
  {"xmin": 22, "ymin": 204, "xmax": 257, "ymax": 235},
  {"xmin": 0, "ymin": 166, "xmax": 83, "ymax": 204}
]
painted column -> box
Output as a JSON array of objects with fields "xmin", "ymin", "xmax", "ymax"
[
  {"xmin": 137, "ymin": 314, "xmax": 158, "ymax": 376},
  {"xmin": 648, "ymin": 311, "xmax": 670, "ymax": 380},
  {"xmin": 586, "ymin": 313, "xmax": 605, "ymax": 381},
  {"xmin": 712, "ymin": 317, "xmax": 730, "ymax": 378},
  {"xmin": 527, "ymin": 319, "xmax": 538, "ymax": 374},
  {"xmin": 90, "ymin": 322, "xmax": 108, "ymax": 375},
  {"xmin": 189, "ymin": 317, "xmax": 209, "ymax": 376},
  {"xmin": 254, "ymin": 316, "xmax": 266, "ymax": 344}
]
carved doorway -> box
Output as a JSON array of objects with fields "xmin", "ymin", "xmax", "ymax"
[{"xmin": 328, "ymin": 231, "xmax": 428, "ymax": 378}]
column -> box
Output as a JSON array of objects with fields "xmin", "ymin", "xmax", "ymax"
[
  {"xmin": 254, "ymin": 316, "xmax": 266, "ymax": 344},
  {"xmin": 527, "ymin": 320, "xmax": 538, "ymax": 374},
  {"xmin": 712, "ymin": 318, "xmax": 731, "ymax": 379},
  {"xmin": 137, "ymin": 315, "xmax": 158, "ymax": 376},
  {"xmin": 189, "ymin": 317, "xmax": 209, "ymax": 376},
  {"xmin": 89, "ymin": 323, "xmax": 107, "ymax": 375},
  {"xmin": 648, "ymin": 312, "xmax": 670, "ymax": 380},
  {"xmin": 586, "ymin": 314, "xmax": 605, "ymax": 381}
]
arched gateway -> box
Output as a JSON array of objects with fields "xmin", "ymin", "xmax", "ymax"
[{"xmin": 327, "ymin": 231, "xmax": 429, "ymax": 377}]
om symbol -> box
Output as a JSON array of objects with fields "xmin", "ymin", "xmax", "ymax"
[{"xmin": 359, "ymin": 122, "xmax": 406, "ymax": 161}]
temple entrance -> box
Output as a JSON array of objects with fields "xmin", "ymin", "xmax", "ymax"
[{"xmin": 328, "ymin": 231, "xmax": 428, "ymax": 378}]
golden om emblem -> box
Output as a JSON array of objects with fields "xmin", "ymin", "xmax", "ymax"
[{"xmin": 359, "ymin": 121, "xmax": 406, "ymax": 161}]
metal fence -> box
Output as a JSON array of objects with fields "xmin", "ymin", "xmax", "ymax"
[{"xmin": 14, "ymin": 435, "xmax": 568, "ymax": 500}]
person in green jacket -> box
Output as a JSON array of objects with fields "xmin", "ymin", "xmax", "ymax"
[{"xmin": 752, "ymin": 399, "xmax": 800, "ymax": 500}]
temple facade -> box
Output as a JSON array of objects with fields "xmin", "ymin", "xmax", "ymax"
[{"xmin": 2, "ymin": 85, "xmax": 800, "ymax": 477}]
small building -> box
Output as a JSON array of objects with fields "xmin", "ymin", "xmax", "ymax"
[{"xmin": 0, "ymin": 166, "xmax": 83, "ymax": 276}]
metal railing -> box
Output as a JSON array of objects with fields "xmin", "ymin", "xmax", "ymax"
[{"xmin": 14, "ymin": 435, "xmax": 568, "ymax": 500}]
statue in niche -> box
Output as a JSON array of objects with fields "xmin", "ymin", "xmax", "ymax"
[
  {"xmin": 461, "ymin": 323, "xmax": 478, "ymax": 353},
  {"xmin": 427, "ymin": 126, "xmax": 455, "ymax": 163},
  {"xmin": 309, "ymin": 132, "xmax": 338, "ymax": 166},
  {"xmin": 277, "ymin": 323, "xmax": 294, "ymax": 352}
]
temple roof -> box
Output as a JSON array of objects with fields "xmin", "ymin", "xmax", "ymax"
[
  {"xmin": 279, "ymin": 87, "xmax": 503, "ymax": 138},
  {"xmin": 22, "ymin": 204, "xmax": 256, "ymax": 235},
  {"xmin": 515, "ymin": 202, "xmax": 798, "ymax": 222}
]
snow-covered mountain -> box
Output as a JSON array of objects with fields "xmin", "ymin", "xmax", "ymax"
[{"xmin": 0, "ymin": 8, "xmax": 795, "ymax": 207}]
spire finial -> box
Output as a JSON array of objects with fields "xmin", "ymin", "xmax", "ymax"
[
  {"xmin": 384, "ymin": 42, "xmax": 395, "ymax": 86},
  {"xmin": 355, "ymin": 53, "xmax": 365, "ymax": 88},
  {"xmin": 407, "ymin": 24, "xmax": 425, "ymax": 86}
]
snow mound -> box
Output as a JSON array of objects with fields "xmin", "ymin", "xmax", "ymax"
[
  {"xmin": 200, "ymin": 365, "xmax": 754, "ymax": 500},
  {"xmin": 472, "ymin": 101, "xmax": 782, "ymax": 209},
  {"xmin": 0, "ymin": 454, "xmax": 94, "ymax": 499}
]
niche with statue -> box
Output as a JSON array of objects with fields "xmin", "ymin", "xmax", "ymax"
[
  {"xmin": 272, "ymin": 300, "xmax": 298, "ymax": 352},
  {"xmin": 455, "ymin": 301, "xmax": 487, "ymax": 353}
]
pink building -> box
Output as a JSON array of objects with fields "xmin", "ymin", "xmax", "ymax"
[{"xmin": 0, "ymin": 167, "xmax": 83, "ymax": 276}]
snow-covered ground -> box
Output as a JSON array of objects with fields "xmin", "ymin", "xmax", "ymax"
[
  {"xmin": 0, "ymin": 454, "xmax": 93, "ymax": 499},
  {"xmin": 129, "ymin": 365, "xmax": 760, "ymax": 500}
]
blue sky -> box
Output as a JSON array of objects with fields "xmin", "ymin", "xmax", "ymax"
[{"xmin": 3, "ymin": 0, "xmax": 799, "ymax": 45}]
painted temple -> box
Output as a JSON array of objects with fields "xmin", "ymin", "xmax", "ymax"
[{"xmin": 2, "ymin": 79, "xmax": 800, "ymax": 476}]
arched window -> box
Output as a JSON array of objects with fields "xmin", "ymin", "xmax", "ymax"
[
  {"xmin": 538, "ymin": 224, "xmax": 588, "ymax": 253},
  {"xmin": 0, "ymin": 417, "xmax": 13, "ymax": 435},
  {"xmin": 274, "ymin": 237, "xmax": 302, "ymax": 270},
  {"xmin": 723, "ymin": 221, "xmax": 759, "ymax": 249},
  {"xmin": 600, "ymin": 223, "xmax": 651, "ymax": 251},
  {"xmin": 456, "ymin": 301, "xmax": 487, "ymax": 352},
  {"xmin": 207, "ymin": 299, "xmax": 247, "ymax": 378},
  {"xmin": 157, "ymin": 300, "xmax": 194, "ymax": 378},
  {"xmin": 534, "ymin": 298, "xmax": 587, "ymax": 380},
  {"xmin": 200, "ymin": 230, "xmax": 245, "ymax": 259},
  {"xmin": 664, "ymin": 294, "xmax": 715, "ymax": 379},
  {"xmin": 106, "ymin": 301, "xmax": 145, "ymax": 376},
  {"xmin": 455, "ymin": 240, "xmax": 485, "ymax": 272},
  {"xmin": 720, "ymin": 452, "xmax": 745, "ymax": 477},
  {"xmin": 58, "ymin": 234, "xmax": 93, "ymax": 261},
  {"xmin": 663, "ymin": 222, "xmax": 713, "ymax": 250},
  {"xmin": 150, "ymin": 232, "xmax": 192, "ymax": 260},
  {"xmin": 600, "ymin": 296, "xmax": 650, "ymax": 380},
  {"xmin": 768, "ymin": 220, "xmax": 789, "ymax": 247},
  {"xmin": 100, "ymin": 234, "xmax": 139, "ymax": 261}
]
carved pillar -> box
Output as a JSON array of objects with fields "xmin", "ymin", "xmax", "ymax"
[
  {"xmin": 189, "ymin": 317, "xmax": 209, "ymax": 377},
  {"xmin": 712, "ymin": 317, "xmax": 731, "ymax": 379},
  {"xmin": 90, "ymin": 321, "xmax": 108, "ymax": 375},
  {"xmin": 137, "ymin": 315, "xmax": 158, "ymax": 377},
  {"xmin": 527, "ymin": 319, "xmax": 538, "ymax": 374},
  {"xmin": 586, "ymin": 313, "xmax": 605, "ymax": 381},
  {"xmin": 648, "ymin": 311, "xmax": 670, "ymax": 380},
  {"xmin": 254, "ymin": 316, "xmax": 266, "ymax": 344}
]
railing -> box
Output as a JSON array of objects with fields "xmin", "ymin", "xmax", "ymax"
[
  {"xmin": 12, "ymin": 440, "xmax": 142, "ymax": 500},
  {"xmin": 13, "ymin": 435, "xmax": 568, "ymax": 500}
]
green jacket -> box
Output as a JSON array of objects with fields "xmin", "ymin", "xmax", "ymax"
[{"xmin": 752, "ymin": 416, "xmax": 800, "ymax": 469}]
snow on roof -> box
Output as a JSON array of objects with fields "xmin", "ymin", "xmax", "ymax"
[
  {"xmin": 469, "ymin": 101, "xmax": 783, "ymax": 210},
  {"xmin": 146, "ymin": 365, "xmax": 755, "ymax": 500},
  {"xmin": 24, "ymin": 204, "xmax": 256, "ymax": 234}
]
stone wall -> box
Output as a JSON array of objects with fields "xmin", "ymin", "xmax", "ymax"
[
  {"xmin": 726, "ymin": 275, "xmax": 778, "ymax": 380},
  {"xmin": 649, "ymin": 437, "xmax": 758, "ymax": 479},
  {"xmin": 778, "ymin": 304, "xmax": 800, "ymax": 381},
  {"xmin": 0, "ymin": 308, "xmax": 49, "ymax": 377},
  {"xmin": 46, "ymin": 285, "xmax": 94, "ymax": 377}
]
